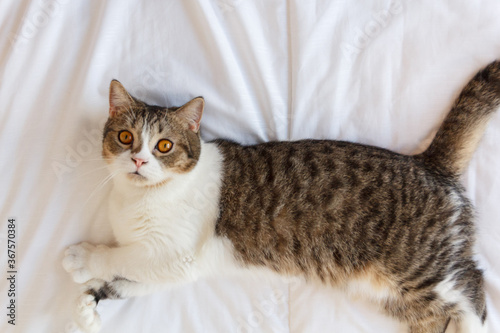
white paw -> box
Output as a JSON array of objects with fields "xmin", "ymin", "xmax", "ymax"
[
  {"xmin": 63, "ymin": 242, "xmax": 95, "ymax": 284},
  {"xmin": 84, "ymin": 278, "xmax": 106, "ymax": 292},
  {"xmin": 74, "ymin": 293, "xmax": 101, "ymax": 333}
]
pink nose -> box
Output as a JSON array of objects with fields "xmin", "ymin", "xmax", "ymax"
[{"xmin": 131, "ymin": 157, "xmax": 148, "ymax": 168}]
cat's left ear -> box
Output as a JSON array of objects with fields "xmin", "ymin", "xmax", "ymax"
[
  {"xmin": 109, "ymin": 80, "xmax": 136, "ymax": 117},
  {"xmin": 175, "ymin": 97, "xmax": 204, "ymax": 133}
]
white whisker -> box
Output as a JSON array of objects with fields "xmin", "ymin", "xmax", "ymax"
[
  {"xmin": 82, "ymin": 170, "xmax": 120, "ymax": 208},
  {"xmin": 73, "ymin": 165, "xmax": 112, "ymax": 179}
]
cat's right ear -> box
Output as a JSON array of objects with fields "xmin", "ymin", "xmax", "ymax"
[{"xmin": 109, "ymin": 80, "xmax": 135, "ymax": 117}]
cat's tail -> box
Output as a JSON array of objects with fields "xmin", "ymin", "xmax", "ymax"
[{"xmin": 418, "ymin": 60, "xmax": 500, "ymax": 177}]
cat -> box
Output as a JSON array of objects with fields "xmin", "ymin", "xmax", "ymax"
[{"xmin": 63, "ymin": 60, "xmax": 500, "ymax": 333}]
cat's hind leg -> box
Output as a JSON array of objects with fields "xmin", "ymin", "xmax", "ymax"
[
  {"xmin": 384, "ymin": 298, "xmax": 452, "ymax": 333},
  {"xmin": 449, "ymin": 266, "xmax": 488, "ymax": 333},
  {"xmin": 431, "ymin": 264, "xmax": 487, "ymax": 333},
  {"xmin": 408, "ymin": 316, "xmax": 451, "ymax": 333},
  {"xmin": 382, "ymin": 285, "xmax": 458, "ymax": 333},
  {"xmin": 456, "ymin": 311, "xmax": 487, "ymax": 333}
]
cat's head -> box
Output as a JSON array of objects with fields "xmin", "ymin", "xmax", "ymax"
[{"xmin": 102, "ymin": 80, "xmax": 204, "ymax": 187}]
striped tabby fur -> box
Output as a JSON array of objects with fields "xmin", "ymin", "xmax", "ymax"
[{"xmin": 63, "ymin": 61, "xmax": 500, "ymax": 333}]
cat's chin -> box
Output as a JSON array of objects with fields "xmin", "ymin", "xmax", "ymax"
[{"xmin": 125, "ymin": 172, "xmax": 171, "ymax": 188}]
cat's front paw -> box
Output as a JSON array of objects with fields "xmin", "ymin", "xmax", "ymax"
[
  {"xmin": 63, "ymin": 242, "xmax": 97, "ymax": 284},
  {"xmin": 74, "ymin": 293, "xmax": 101, "ymax": 333}
]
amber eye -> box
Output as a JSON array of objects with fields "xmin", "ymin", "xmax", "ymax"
[
  {"xmin": 118, "ymin": 131, "xmax": 133, "ymax": 144},
  {"xmin": 157, "ymin": 139, "xmax": 173, "ymax": 153}
]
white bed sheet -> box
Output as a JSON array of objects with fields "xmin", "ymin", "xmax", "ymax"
[{"xmin": 1, "ymin": 1, "xmax": 500, "ymax": 332}]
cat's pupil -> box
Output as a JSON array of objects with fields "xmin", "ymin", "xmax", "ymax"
[
  {"xmin": 119, "ymin": 131, "xmax": 133, "ymax": 144},
  {"xmin": 157, "ymin": 139, "xmax": 172, "ymax": 153}
]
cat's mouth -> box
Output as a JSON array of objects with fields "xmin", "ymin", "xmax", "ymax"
[{"xmin": 127, "ymin": 171, "xmax": 147, "ymax": 180}]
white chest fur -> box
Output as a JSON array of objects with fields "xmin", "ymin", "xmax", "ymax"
[{"xmin": 107, "ymin": 142, "xmax": 226, "ymax": 263}]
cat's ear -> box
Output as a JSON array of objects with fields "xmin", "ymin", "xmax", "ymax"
[
  {"xmin": 175, "ymin": 97, "xmax": 204, "ymax": 133},
  {"xmin": 109, "ymin": 80, "xmax": 135, "ymax": 117}
]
